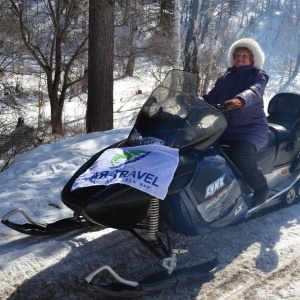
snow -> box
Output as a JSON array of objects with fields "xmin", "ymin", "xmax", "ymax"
[{"xmin": 1, "ymin": 72, "xmax": 300, "ymax": 300}]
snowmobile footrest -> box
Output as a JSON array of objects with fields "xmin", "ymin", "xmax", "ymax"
[
  {"xmin": 86, "ymin": 257, "xmax": 220, "ymax": 297},
  {"xmin": 1, "ymin": 208, "xmax": 92, "ymax": 235}
]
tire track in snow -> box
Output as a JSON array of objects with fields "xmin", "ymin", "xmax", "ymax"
[{"xmin": 214, "ymin": 256, "xmax": 300, "ymax": 300}]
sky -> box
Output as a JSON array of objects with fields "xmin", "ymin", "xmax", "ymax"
[{"xmin": 1, "ymin": 69, "xmax": 300, "ymax": 300}]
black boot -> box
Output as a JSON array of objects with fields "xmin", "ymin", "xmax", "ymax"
[{"xmin": 251, "ymin": 185, "xmax": 270, "ymax": 207}]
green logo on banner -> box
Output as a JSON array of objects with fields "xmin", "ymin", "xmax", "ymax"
[{"xmin": 110, "ymin": 150, "xmax": 150, "ymax": 168}]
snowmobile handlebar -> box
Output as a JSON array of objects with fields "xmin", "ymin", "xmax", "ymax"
[{"xmin": 212, "ymin": 103, "xmax": 225, "ymax": 111}]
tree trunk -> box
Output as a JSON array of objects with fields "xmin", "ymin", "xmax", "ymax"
[
  {"xmin": 125, "ymin": 10, "xmax": 138, "ymax": 76},
  {"xmin": 183, "ymin": 0, "xmax": 201, "ymax": 73},
  {"xmin": 50, "ymin": 98, "xmax": 64, "ymax": 134},
  {"xmin": 202, "ymin": 0, "xmax": 215, "ymax": 94},
  {"xmin": 46, "ymin": 70, "xmax": 63, "ymax": 134},
  {"xmin": 86, "ymin": 0, "xmax": 114, "ymax": 133},
  {"xmin": 173, "ymin": 0, "xmax": 181, "ymax": 69}
]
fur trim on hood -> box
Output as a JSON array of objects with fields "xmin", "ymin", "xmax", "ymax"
[{"xmin": 228, "ymin": 38, "xmax": 265, "ymax": 69}]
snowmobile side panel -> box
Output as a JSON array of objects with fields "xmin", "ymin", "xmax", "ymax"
[
  {"xmin": 290, "ymin": 155, "xmax": 300, "ymax": 173},
  {"xmin": 269, "ymin": 123, "xmax": 299, "ymax": 167},
  {"xmin": 161, "ymin": 148, "xmax": 247, "ymax": 235}
]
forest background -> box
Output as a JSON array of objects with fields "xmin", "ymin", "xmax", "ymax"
[{"xmin": 0, "ymin": 0, "xmax": 299, "ymax": 172}]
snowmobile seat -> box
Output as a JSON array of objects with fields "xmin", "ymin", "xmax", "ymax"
[
  {"xmin": 267, "ymin": 92, "xmax": 300, "ymax": 167},
  {"xmin": 267, "ymin": 92, "xmax": 300, "ymax": 129}
]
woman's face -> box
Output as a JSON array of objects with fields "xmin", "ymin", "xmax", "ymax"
[{"xmin": 234, "ymin": 49, "xmax": 252, "ymax": 68}]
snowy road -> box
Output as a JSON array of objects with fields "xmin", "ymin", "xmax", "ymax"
[{"xmin": 1, "ymin": 203, "xmax": 300, "ymax": 300}]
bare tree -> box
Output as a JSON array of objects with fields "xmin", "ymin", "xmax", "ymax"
[
  {"xmin": 114, "ymin": 0, "xmax": 178, "ymax": 76},
  {"xmin": 173, "ymin": 0, "xmax": 181, "ymax": 69},
  {"xmin": 183, "ymin": 0, "xmax": 201, "ymax": 73},
  {"xmin": 86, "ymin": 0, "xmax": 114, "ymax": 133},
  {"xmin": 10, "ymin": 0, "xmax": 88, "ymax": 135},
  {"xmin": 276, "ymin": 0, "xmax": 300, "ymax": 92},
  {"xmin": 202, "ymin": 0, "xmax": 215, "ymax": 94},
  {"xmin": 279, "ymin": 52, "xmax": 300, "ymax": 93},
  {"xmin": 123, "ymin": 0, "xmax": 139, "ymax": 76}
]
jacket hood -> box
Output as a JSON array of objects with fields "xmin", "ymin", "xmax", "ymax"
[{"xmin": 228, "ymin": 38, "xmax": 265, "ymax": 69}]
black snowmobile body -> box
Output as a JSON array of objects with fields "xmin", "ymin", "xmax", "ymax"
[
  {"xmin": 2, "ymin": 70, "xmax": 300, "ymax": 297},
  {"xmin": 61, "ymin": 71, "xmax": 243, "ymax": 236},
  {"xmin": 61, "ymin": 71, "xmax": 300, "ymax": 236}
]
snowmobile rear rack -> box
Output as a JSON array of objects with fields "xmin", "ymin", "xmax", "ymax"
[
  {"xmin": 1, "ymin": 208, "xmax": 92, "ymax": 235},
  {"xmin": 86, "ymin": 258, "xmax": 220, "ymax": 298}
]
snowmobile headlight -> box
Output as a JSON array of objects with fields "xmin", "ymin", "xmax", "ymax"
[{"xmin": 128, "ymin": 130, "xmax": 143, "ymax": 145}]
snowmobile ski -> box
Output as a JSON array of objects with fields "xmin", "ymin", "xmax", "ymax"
[
  {"xmin": 85, "ymin": 258, "xmax": 220, "ymax": 298},
  {"xmin": 1, "ymin": 208, "xmax": 92, "ymax": 235}
]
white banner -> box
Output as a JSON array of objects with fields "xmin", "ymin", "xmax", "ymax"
[{"xmin": 71, "ymin": 144, "xmax": 179, "ymax": 200}]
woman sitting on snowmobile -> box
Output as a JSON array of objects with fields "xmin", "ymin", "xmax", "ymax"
[{"xmin": 201, "ymin": 38, "xmax": 269, "ymax": 207}]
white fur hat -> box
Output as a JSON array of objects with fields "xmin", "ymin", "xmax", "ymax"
[{"xmin": 228, "ymin": 38, "xmax": 265, "ymax": 69}]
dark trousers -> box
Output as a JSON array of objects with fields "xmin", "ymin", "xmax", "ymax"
[{"xmin": 225, "ymin": 140, "xmax": 269, "ymax": 192}]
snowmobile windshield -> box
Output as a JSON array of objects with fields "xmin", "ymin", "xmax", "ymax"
[{"xmin": 127, "ymin": 70, "xmax": 228, "ymax": 149}]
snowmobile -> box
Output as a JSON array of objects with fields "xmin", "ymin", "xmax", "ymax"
[{"xmin": 2, "ymin": 69, "xmax": 300, "ymax": 297}]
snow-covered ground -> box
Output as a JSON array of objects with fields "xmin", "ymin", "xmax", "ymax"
[{"xmin": 1, "ymin": 71, "xmax": 300, "ymax": 300}]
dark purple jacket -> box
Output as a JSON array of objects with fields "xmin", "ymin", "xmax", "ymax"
[{"xmin": 202, "ymin": 65, "xmax": 269, "ymax": 150}]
